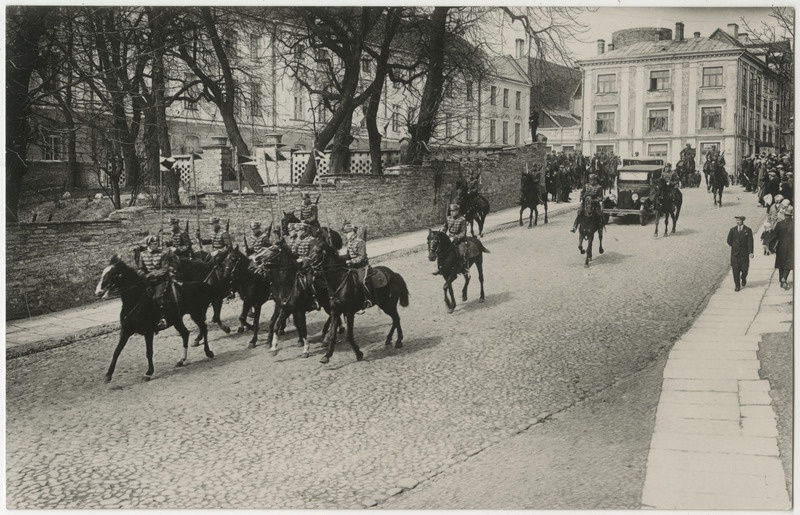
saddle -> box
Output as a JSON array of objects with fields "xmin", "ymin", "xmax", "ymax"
[
  {"xmin": 457, "ymin": 238, "xmax": 483, "ymax": 260},
  {"xmin": 366, "ymin": 267, "xmax": 389, "ymax": 289}
]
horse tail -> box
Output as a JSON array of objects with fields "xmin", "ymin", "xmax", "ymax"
[
  {"xmin": 475, "ymin": 239, "xmax": 490, "ymax": 254},
  {"xmin": 395, "ymin": 273, "xmax": 410, "ymax": 308}
]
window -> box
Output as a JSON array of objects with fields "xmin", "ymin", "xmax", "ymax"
[
  {"xmin": 361, "ymin": 59, "xmax": 371, "ymax": 73},
  {"xmin": 700, "ymin": 142, "xmax": 721, "ymax": 157},
  {"xmin": 293, "ymin": 95, "xmax": 304, "ymax": 120},
  {"xmin": 740, "ymin": 107, "xmax": 747, "ymax": 135},
  {"xmin": 701, "ymin": 107, "xmax": 721, "ymax": 129},
  {"xmin": 490, "ymin": 86, "xmax": 497, "ymax": 106},
  {"xmin": 515, "ymin": 38, "xmax": 525, "ymax": 58},
  {"xmin": 648, "ymin": 143, "xmax": 668, "ymax": 158},
  {"xmin": 466, "ymin": 81, "xmax": 473, "ymax": 101},
  {"xmin": 444, "ymin": 114, "xmax": 452, "ymax": 138},
  {"xmin": 769, "ymin": 101, "xmax": 774, "ymax": 121},
  {"xmin": 490, "ymin": 119, "xmax": 497, "ymax": 143},
  {"xmin": 224, "ymin": 31, "xmax": 238, "ymax": 59},
  {"xmin": 597, "ymin": 74, "xmax": 616, "ymax": 93},
  {"xmin": 562, "ymin": 146, "xmax": 575, "ymax": 154},
  {"xmin": 44, "ymin": 134, "xmax": 64, "ymax": 161},
  {"xmin": 466, "ymin": 116, "xmax": 473, "ymax": 141},
  {"xmin": 702, "ymin": 67, "xmax": 723, "ymax": 87},
  {"xmin": 249, "ymin": 35, "xmax": 261, "ymax": 60},
  {"xmin": 596, "ymin": 145, "xmax": 614, "ymax": 154},
  {"xmin": 184, "ymin": 73, "xmax": 198, "ymax": 111},
  {"xmin": 294, "ymin": 44, "xmax": 304, "ymax": 60},
  {"xmin": 649, "ymin": 70, "xmax": 670, "ymax": 91},
  {"xmin": 391, "ymin": 105, "xmax": 400, "ymax": 132},
  {"xmin": 250, "ymin": 82, "xmax": 262, "ymax": 117},
  {"xmin": 514, "ymin": 123, "xmax": 521, "ymax": 145},
  {"xmin": 503, "ymin": 88, "xmax": 509, "ymax": 108},
  {"xmin": 648, "ymin": 109, "xmax": 669, "ymax": 132},
  {"xmin": 596, "ymin": 112, "xmax": 615, "ymax": 133},
  {"xmin": 502, "ymin": 121, "xmax": 509, "ymax": 144},
  {"xmin": 319, "ymin": 105, "xmax": 328, "ymax": 124},
  {"xmin": 515, "ymin": 91, "xmax": 521, "ymax": 110}
]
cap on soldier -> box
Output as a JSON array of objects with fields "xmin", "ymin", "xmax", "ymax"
[
  {"xmin": 250, "ymin": 221, "xmax": 261, "ymax": 229},
  {"xmin": 589, "ymin": 173, "xmax": 598, "ymax": 180},
  {"xmin": 303, "ymin": 193, "xmax": 311, "ymax": 199},
  {"xmin": 145, "ymin": 235, "xmax": 158, "ymax": 244},
  {"xmin": 169, "ymin": 217, "xmax": 180, "ymax": 224},
  {"xmin": 342, "ymin": 222, "xmax": 355, "ymax": 233},
  {"xmin": 209, "ymin": 216, "xmax": 220, "ymax": 224}
]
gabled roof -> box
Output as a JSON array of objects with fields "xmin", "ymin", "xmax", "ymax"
[
  {"xmin": 708, "ymin": 28, "xmax": 743, "ymax": 47},
  {"xmin": 577, "ymin": 36, "xmax": 743, "ymax": 64},
  {"xmin": 490, "ymin": 55, "xmax": 532, "ymax": 86},
  {"xmin": 540, "ymin": 109, "xmax": 580, "ymax": 129},
  {"xmin": 514, "ymin": 56, "xmax": 581, "ymax": 110}
]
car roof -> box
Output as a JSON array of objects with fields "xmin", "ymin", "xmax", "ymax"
[{"xmin": 618, "ymin": 164, "xmax": 664, "ymax": 172}]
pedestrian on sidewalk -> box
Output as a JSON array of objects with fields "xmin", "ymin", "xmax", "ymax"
[
  {"xmin": 771, "ymin": 205, "xmax": 794, "ymax": 290},
  {"xmin": 727, "ymin": 215, "xmax": 754, "ymax": 292}
]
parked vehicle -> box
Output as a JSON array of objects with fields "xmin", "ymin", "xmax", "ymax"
[{"xmin": 604, "ymin": 164, "xmax": 664, "ymax": 225}]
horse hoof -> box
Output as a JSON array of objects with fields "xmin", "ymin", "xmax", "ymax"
[
  {"xmin": 584, "ymin": 263, "xmax": 590, "ymax": 268},
  {"xmin": 580, "ymin": 248, "xmax": 586, "ymax": 254},
  {"xmin": 385, "ymin": 339, "xmax": 393, "ymax": 346},
  {"xmin": 247, "ymin": 342, "xmax": 256, "ymax": 349},
  {"xmin": 220, "ymin": 325, "xmax": 231, "ymax": 334},
  {"xmin": 462, "ymin": 296, "xmax": 468, "ymax": 302},
  {"xmin": 519, "ymin": 221, "xmax": 523, "ymax": 226},
  {"xmin": 447, "ymin": 307, "xmax": 455, "ymax": 314},
  {"xmin": 320, "ymin": 356, "xmax": 330, "ymax": 364},
  {"xmin": 277, "ymin": 329, "xmax": 285, "ymax": 336},
  {"xmin": 175, "ymin": 360, "xmax": 185, "ymax": 368},
  {"xmin": 237, "ymin": 326, "xmax": 245, "ymax": 334},
  {"xmin": 249, "ymin": 338, "xmax": 257, "ymax": 346},
  {"xmin": 356, "ymin": 351, "xmax": 364, "ymax": 362},
  {"xmin": 599, "ymin": 248, "xmax": 604, "ymax": 254},
  {"xmin": 190, "ymin": 341, "xmax": 200, "ymax": 348},
  {"xmin": 479, "ymin": 298, "xmax": 485, "ymax": 303},
  {"xmin": 143, "ymin": 375, "xmax": 152, "ymax": 382},
  {"xmin": 205, "ymin": 351, "xmax": 215, "ymax": 359},
  {"xmin": 302, "ymin": 352, "xmax": 310, "ymax": 358},
  {"xmin": 395, "ymin": 341, "xmax": 403, "ymax": 349}
]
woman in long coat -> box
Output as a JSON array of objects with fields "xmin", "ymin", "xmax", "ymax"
[{"xmin": 772, "ymin": 205, "xmax": 794, "ymax": 289}]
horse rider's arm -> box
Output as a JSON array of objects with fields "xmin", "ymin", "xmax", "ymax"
[
  {"xmin": 223, "ymin": 232, "xmax": 233, "ymax": 250},
  {"xmin": 349, "ymin": 240, "xmax": 367, "ymax": 265}
]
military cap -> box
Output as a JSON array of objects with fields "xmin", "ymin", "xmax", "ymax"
[
  {"xmin": 145, "ymin": 235, "xmax": 158, "ymax": 244},
  {"xmin": 209, "ymin": 216, "xmax": 221, "ymax": 224},
  {"xmin": 249, "ymin": 221, "xmax": 261, "ymax": 229},
  {"xmin": 169, "ymin": 217, "xmax": 180, "ymax": 224},
  {"xmin": 589, "ymin": 173, "xmax": 598, "ymax": 180},
  {"xmin": 342, "ymin": 222, "xmax": 356, "ymax": 233},
  {"xmin": 449, "ymin": 203, "xmax": 460, "ymax": 211}
]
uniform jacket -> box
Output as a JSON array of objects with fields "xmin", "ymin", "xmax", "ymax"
[
  {"xmin": 139, "ymin": 249, "xmax": 165, "ymax": 274},
  {"xmin": 166, "ymin": 230, "xmax": 193, "ymax": 256},
  {"xmin": 300, "ymin": 203, "xmax": 318, "ymax": 224},
  {"xmin": 580, "ymin": 183, "xmax": 603, "ymax": 202},
  {"xmin": 291, "ymin": 234, "xmax": 314, "ymax": 258},
  {"xmin": 727, "ymin": 224, "xmax": 754, "ymax": 258},
  {"xmin": 346, "ymin": 237, "xmax": 368, "ymax": 266},
  {"xmin": 252, "ymin": 232, "xmax": 271, "ymax": 253},
  {"xmin": 202, "ymin": 229, "xmax": 232, "ymax": 251},
  {"xmin": 443, "ymin": 215, "xmax": 467, "ymax": 240}
]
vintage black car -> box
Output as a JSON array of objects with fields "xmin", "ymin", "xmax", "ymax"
[{"xmin": 604, "ymin": 164, "xmax": 664, "ymax": 225}]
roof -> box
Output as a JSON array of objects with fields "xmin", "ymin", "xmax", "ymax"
[
  {"xmin": 577, "ymin": 36, "xmax": 743, "ymax": 64},
  {"xmin": 516, "ymin": 56, "xmax": 581, "ymax": 110},
  {"xmin": 541, "ymin": 109, "xmax": 580, "ymax": 129},
  {"xmin": 489, "ymin": 55, "xmax": 532, "ymax": 86}
]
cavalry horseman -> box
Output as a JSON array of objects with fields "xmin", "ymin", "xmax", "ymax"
[
  {"xmin": 663, "ymin": 163, "xmax": 681, "ymax": 189},
  {"xmin": 570, "ymin": 173, "xmax": 604, "ymax": 233},
  {"xmin": 680, "ymin": 144, "xmax": 696, "ymax": 169},
  {"xmin": 298, "ymin": 193, "xmax": 320, "ymax": 234},
  {"xmin": 248, "ymin": 221, "xmax": 271, "ymax": 256},
  {"xmin": 138, "ymin": 234, "xmax": 171, "ymax": 331},
  {"xmin": 165, "ymin": 217, "xmax": 193, "ymax": 259},
  {"xmin": 290, "ymin": 222, "xmax": 320, "ymax": 310},
  {"xmin": 198, "ymin": 216, "xmax": 233, "ymax": 256},
  {"xmin": 440, "ymin": 203, "xmax": 470, "ymax": 277},
  {"xmin": 343, "ymin": 222, "xmax": 375, "ymax": 312}
]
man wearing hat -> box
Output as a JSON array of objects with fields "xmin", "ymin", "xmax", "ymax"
[
  {"xmin": 771, "ymin": 205, "xmax": 794, "ymax": 289},
  {"xmin": 164, "ymin": 218, "xmax": 193, "ymax": 260},
  {"xmin": 198, "ymin": 216, "xmax": 233, "ymax": 255},
  {"xmin": 680, "ymin": 143, "xmax": 696, "ymax": 171},
  {"xmin": 663, "ymin": 163, "xmax": 681, "ymax": 189},
  {"xmin": 290, "ymin": 222, "xmax": 320, "ymax": 310},
  {"xmin": 763, "ymin": 170, "xmax": 781, "ymax": 209},
  {"xmin": 570, "ymin": 173, "xmax": 603, "ymax": 233},
  {"xmin": 441, "ymin": 203, "xmax": 470, "ymax": 277},
  {"xmin": 343, "ymin": 222, "xmax": 374, "ymax": 311},
  {"xmin": 298, "ymin": 193, "xmax": 319, "ymax": 228},
  {"xmin": 138, "ymin": 235, "xmax": 167, "ymax": 275},
  {"xmin": 727, "ymin": 215, "xmax": 754, "ymax": 292},
  {"xmin": 247, "ymin": 221, "xmax": 271, "ymax": 256}
]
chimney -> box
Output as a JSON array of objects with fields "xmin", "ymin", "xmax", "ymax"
[
  {"xmin": 675, "ymin": 22, "xmax": 685, "ymax": 42},
  {"xmin": 607, "ymin": 43, "xmax": 615, "ymax": 51},
  {"xmin": 727, "ymin": 23, "xmax": 739, "ymax": 38},
  {"xmin": 694, "ymin": 31, "xmax": 701, "ymax": 39},
  {"xmin": 739, "ymin": 33, "xmax": 750, "ymax": 44},
  {"xmin": 597, "ymin": 39, "xmax": 605, "ymax": 55}
]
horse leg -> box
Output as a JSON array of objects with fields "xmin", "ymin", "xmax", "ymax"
[
  {"xmin": 519, "ymin": 206, "xmax": 524, "ymax": 227},
  {"xmin": 105, "ymin": 328, "xmax": 133, "ymax": 382},
  {"xmin": 598, "ymin": 226, "xmax": 604, "ymax": 254},
  {"xmin": 298, "ymin": 311, "xmax": 311, "ymax": 358},
  {"xmin": 320, "ymin": 310, "xmax": 339, "ymax": 364},
  {"xmin": 543, "ymin": 200, "xmax": 548, "ymax": 224},
  {"xmin": 345, "ymin": 311, "xmax": 364, "ymax": 362},
  {"xmin": 249, "ymin": 302, "xmax": 262, "ymax": 347},
  {"xmin": 462, "ymin": 267, "xmax": 471, "ymax": 302},
  {"xmin": 585, "ymin": 233, "xmax": 593, "ymax": 267},
  {"xmin": 143, "ymin": 332, "xmax": 155, "ymax": 380},
  {"xmin": 532, "ymin": 206, "xmax": 537, "ymax": 227},
  {"xmin": 663, "ymin": 212, "xmax": 669, "ymax": 237},
  {"xmin": 442, "ymin": 280, "xmax": 454, "ymax": 313},
  {"xmin": 237, "ymin": 299, "xmax": 250, "ymax": 334},
  {"xmin": 478, "ymin": 215, "xmax": 485, "ymax": 237},
  {"xmin": 190, "ymin": 311, "xmax": 213, "ymax": 359},
  {"xmin": 476, "ymin": 256, "xmax": 486, "ymax": 303},
  {"xmin": 211, "ymin": 296, "xmax": 230, "ymax": 335},
  {"xmin": 578, "ymin": 231, "xmax": 585, "ymax": 254},
  {"xmin": 173, "ymin": 317, "xmax": 191, "ymax": 368},
  {"xmin": 264, "ymin": 304, "xmax": 282, "ymax": 351}
]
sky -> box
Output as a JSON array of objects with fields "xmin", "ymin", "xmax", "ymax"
[{"xmin": 496, "ymin": 6, "xmax": 789, "ymax": 63}]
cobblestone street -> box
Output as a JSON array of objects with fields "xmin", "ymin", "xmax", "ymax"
[{"xmin": 7, "ymin": 186, "xmax": 768, "ymax": 509}]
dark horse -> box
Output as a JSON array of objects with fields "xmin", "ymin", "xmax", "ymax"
[
  {"xmin": 577, "ymin": 196, "xmax": 605, "ymax": 267},
  {"xmin": 222, "ymin": 247, "xmax": 272, "ymax": 347},
  {"xmin": 708, "ymin": 161, "xmax": 728, "ymax": 207},
  {"xmin": 652, "ymin": 178, "xmax": 683, "ymax": 237},
  {"xmin": 260, "ymin": 239, "xmax": 318, "ymax": 357},
  {"xmin": 676, "ymin": 159, "xmax": 696, "ymax": 188},
  {"xmin": 427, "ymin": 230, "xmax": 489, "ymax": 313},
  {"xmin": 280, "ymin": 211, "xmax": 343, "ymax": 250},
  {"xmin": 455, "ymin": 180, "xmax": 490, "ymax": 237},
  {"xmin": 519, "ymin": 170, "xmax": 548, "ymax": 228},
  {"xmin": 309, "ymin": 239, "xmax": 410, "ymax": 364},
  {"xmin": 95, "ymin": 256, "xmax": 215, "ymax": 382}
]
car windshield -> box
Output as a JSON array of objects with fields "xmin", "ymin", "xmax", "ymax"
[{"xmin": 619, "ymin": 171, "xmax": 650, "ymax": 182}]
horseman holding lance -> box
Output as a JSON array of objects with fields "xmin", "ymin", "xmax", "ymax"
[
  {"xmin": 290, "ymin": 222, "xmax": 320, "ymax": 310},
  {"xmin": 164, "ymin": 218, "xmax": 193, "ymax": 260},
  {"xmin": 343, "ymin": 221, "xmax": 375, "ymax": 312},
  {"xmin": 570, "ymin": 174, "xmax": 604, "ymax": 233},
  {"xmin": 138, "ymin": 234, "xmax": 172, "ymax": 331},
  {"xmin": 438, "ymin": 203, "xmax": 470, "ymax": 277},
  {"xmin": 197, "ymin": 216, "xmax": 233, "ymax": 257},
  {"xmin": 680, "ymin": 144, "xmax": 696, "ymax": 169},
  {"xmin": 247, "ymin": 221, "xmax": 271, "ymax": 256},
  {"xmin": 298, "ymin": 193, "xmax": 320, "ymax": 232}
]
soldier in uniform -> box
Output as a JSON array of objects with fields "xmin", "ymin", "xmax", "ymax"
[
  {"xmin": 465, "ymin": 171, "xmax": 481, "ymax": 201},
  {"xmin": 298, "ymin": 193, "xmax": 319, "ymax": 228},
  {"xmin": 247, "ymin": 221, "xmax": 271, "ymax": 257},
  {"xmin": 680, "ymin": 144, "xmax": 696, "ymax": 169},
  {"xmin": 663, "ymin": 163, "xmax": 681, "ymax": 189},
  {"xmin": 164, "ymin": 218, "xmax": 193, "ymax": 260},
  {"xmin": 570, "ymin": 173, "xmax": 604, "ymax": 233},
  {"xmin": 440, "ymin": 203, "xmax": 470, "ymax": 277},
  {"xmin": 197, "ymin": 216, "xmax": 233, "ymax": 257},
  {"xmin": 138, "ymin": 235, "xmax": 171, "ymax": 331},
  {"xmin": 343, "ymin": 222, "xmax": 374, "ymax": 312},
  {"xmin": 290, "ymin": 222, "xmax": 320, "ymax": 310}
]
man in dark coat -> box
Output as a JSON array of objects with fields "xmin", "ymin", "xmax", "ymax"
[
  {"xmin": 772, "ymin": 205, "xmax": 794, "ymax": 289},
  {"xmin": 727, "ymin": 215, "xmax": 754, "ymax": 292}
]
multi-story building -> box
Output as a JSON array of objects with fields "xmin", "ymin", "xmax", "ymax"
[{"xmin": 576, "ymin": 22, "xmax": 789, "ymax": 171}]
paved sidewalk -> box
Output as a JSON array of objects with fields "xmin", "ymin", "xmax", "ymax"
[
  {"xmin": 6, "ymin": 201, "xmax": 576, "ymax": 359},
  {"xmin": 641, "ymin": 220, "xmax": 793, "ymax": 509}
]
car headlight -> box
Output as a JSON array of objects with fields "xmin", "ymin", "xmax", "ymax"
[
  {"xmin": 609, "ymin": 194, "xmax": 617, "ymax": 203},
  {"xmin": 631, "ymin": 193, "xmax": 639, "ymax": 202}
]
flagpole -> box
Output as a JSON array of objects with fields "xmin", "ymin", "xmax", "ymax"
[
  {"xmin": 263, "ymin": 152, "xmax": 275, "ymax": 224},
  {"xmin": 314, "ymin": 150, "xmax": 331, "ymax": 231},
  {"xmin": 191, "ymin": 152, "xmax": 201, "ymax": 234}
]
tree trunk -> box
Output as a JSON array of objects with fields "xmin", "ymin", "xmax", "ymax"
[
  {"xmin": 329, "ymin": 113, "xmax": 354, "ymax": 174},
  {"xmin": 365, "ymin": 93, "xmax": 384, "ymax": 175},
  {"xmin": 6, "ymin": 7, "xmax": 53, "ymax": 222},
  {"xmin": 401, "ymin": 6, "xmax": 449, "ymax": 166}
]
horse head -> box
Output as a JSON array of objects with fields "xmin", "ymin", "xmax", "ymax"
[
  {"xmin": 583, "ymin": 196, "xmax": 598, "ymax": 217},
  {"xmin": 222, "ymin": 245, "xmax": 248, "ymax": 282},
  {"xmin": 427, "ymin": 229, "xmax": 449, "ymax": 262},
  {"xmin": 281, "ymin": 211, "xmax": 299, "ymax": 235},
  {"xmin": 95, "ymin": 255, "xmax": 124, "ymax": 298}
]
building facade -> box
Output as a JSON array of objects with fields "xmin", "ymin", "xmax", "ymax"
[{"xmin": 577, "ymin": 22, "xmax": 787, "ymax": 171}]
